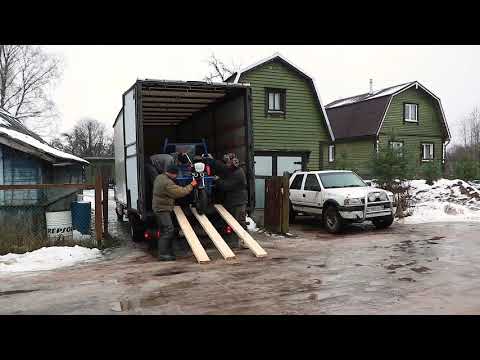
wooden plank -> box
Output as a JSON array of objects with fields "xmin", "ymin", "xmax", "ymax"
[
  {"xmin": 214, "ymin": 205, "xmax": 267, "ymax": 258},
  {"xmin": 190, "ymin": 207, "xmax": 235, "ymax": 260},
  {"xmin": 0, "ymin": 183, "xmax": 95, "ymax": 190},
  {"xmin": 173, "ymin": 206, "xmax": 210, "ymax": 264}
]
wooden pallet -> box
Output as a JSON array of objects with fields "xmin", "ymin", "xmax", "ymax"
[
  {"xmin": 190, "ymin": 207, "xmax": 236, "ymax": 260},
  {"xmin": 214, "ymin": 204, "xmax": 267, "ymax": 258},
  {"xmin": 173, "ymin": 206, "xmax": 210, "ymax": 264}
]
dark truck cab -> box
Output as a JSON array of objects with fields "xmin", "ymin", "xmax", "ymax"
[{"xmin": 113, "ymin": 80, "xmax": 254, "ymax": 242}]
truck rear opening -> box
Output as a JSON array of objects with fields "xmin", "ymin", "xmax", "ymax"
[{"xmin": 113, "ymin": 80, "xmax": 254, "ymax": 240}]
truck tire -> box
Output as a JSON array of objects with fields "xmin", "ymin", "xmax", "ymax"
[
  {"xmin": 115, "ymin": 205, "xmax": 124, "ymax": 221},
  {"xmin": 289, "ymin": 202, "xmax": 296, "ymax": 224},
  {"xmin": 128, "ymin": 214, "xmax": 144, "ymax": 243},
  {"xmin": 195, "ymin": 189, "xmax": 209, "ymax": 215},
  {"xmin": 323, "ymin": 206, "xmax": 343, "ymax": 234},
  {"xmin": 372, "ymin": 215, "xmax": 394, "ymax": 230}
]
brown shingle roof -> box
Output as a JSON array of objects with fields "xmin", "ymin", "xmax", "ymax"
[{"xmin": 326, "ymin": 96, "xmax": 390, "ymax": 140}]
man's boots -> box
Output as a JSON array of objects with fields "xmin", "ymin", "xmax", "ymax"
[{"xmin": 158, "ymin": 231, "xmax": 176, "ymax": 261}]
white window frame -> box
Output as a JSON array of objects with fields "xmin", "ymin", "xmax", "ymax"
[
  {"xmin": 421, "ymin": 143, "xmax": 434, "ymax": 161},
  {"xmin": 266, "ymin": 89, "xmax": 284, "ymax": 113},
  {"xmin": 390, "ymin": 141, "xmax": 403, "ymax": 149},
  {"xmin": 404, "ymin": 103, "xmax": 418, "ymax": 123},
  {"xmin": 328, "ymin": 145, "xmax": 335, "ymax": 162}
]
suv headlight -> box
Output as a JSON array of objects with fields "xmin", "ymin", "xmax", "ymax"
[
  {"xmin": 379, "ymin": 192, "xmax": 388, "ymax": 201},
  {"xmin": 387, "ymin": 194, "xmax": 394, "ymax": 202},
  {"xmin": 344, "ymin": 197, "xmax": 363, "ymax": 206}
]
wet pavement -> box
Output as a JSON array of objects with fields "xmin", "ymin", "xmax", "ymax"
[{"xmin": 1, "ymin": 216, "xmax": 480, "ymax": 314}]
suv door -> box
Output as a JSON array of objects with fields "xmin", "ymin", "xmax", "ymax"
[
  {"xmin": 302, "ymin": 173, "xmax": 323, "ymax": 215},
  {"xmin": 289, "ymin": 173, "xmax": 305, "ymax": 212}
]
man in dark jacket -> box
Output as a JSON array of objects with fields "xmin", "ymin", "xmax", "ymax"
[
  {"xmin": 212, "ymin": 153, "xmax": 248, "ymax": 248},
  {"xmin": 152, "ymin": 164, "xmax": 197, "ymax": 261}
]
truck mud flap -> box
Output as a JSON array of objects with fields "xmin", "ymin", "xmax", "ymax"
[
  {"xmin": 214, "ymin": 204, "xmax": 267, "ymax": 258},
  {"xmin": 173, "ymin": 206, "xmax": 210, "ymax": 264}
]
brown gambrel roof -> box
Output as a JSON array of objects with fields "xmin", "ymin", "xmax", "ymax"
[{"xmin": 325, "ymin": 81, "xmax": 451, "ymax": 141}]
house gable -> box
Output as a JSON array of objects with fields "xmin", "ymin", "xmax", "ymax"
[{"xmin": 234, "ymin": 56, "xmax": 332, "ymax": 170}]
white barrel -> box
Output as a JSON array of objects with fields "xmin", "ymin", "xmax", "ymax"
[{"xmin": 45, "ymin": 211, "xmax": 73, "ymax": 243}]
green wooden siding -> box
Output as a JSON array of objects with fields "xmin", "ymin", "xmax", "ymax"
[
  {"xmin": 239, "ymin": 60, "xmax": 330, "ymax": 170},
  {"xmin": 322, "ymin": 139, "xmax": 376, "ymax": 177},
  {"xmin": 378, "ymin": 87, "xmax": 446, "ymax": 174}
]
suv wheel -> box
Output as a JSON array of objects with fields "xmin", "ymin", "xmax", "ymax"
[
  {"xmin": 323, "ymin": 206, "xmax": 343, "ymax": 234},
  {"xmin": 372, "ymin": 215, "xmax": 394, "ymax": 230}
]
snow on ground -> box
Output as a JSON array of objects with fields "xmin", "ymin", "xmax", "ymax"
[
  {"xmin": 246, "ymin": 216, "xmax": 258, "ymax": 232},
  {"xmin": 0, "ymin": 246, "xmax": 102, "ymax": 273},
  {"xmin": 399, "ymin": 179, "xmax": 480, "ymax": 224}
]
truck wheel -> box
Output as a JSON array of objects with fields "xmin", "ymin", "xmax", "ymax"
[
  {"xmin": 195, "ymin": 189, "xmax": 208, "ymax": 215},
  {"xmin": 128, "ymin": 214, "xmax": 144, "ymax": 243},
  {"xmin": 289, "ymin": 203, "xmax": 296, "ymax": 224},
  {"xmin": 372, "ymin": 215, "xmax": 394, "ymax": 230},
  {"xmin": 323, "ymin": 206, "xmax": 343, "ymax": 234},
  {"xmin": 115, "ymin": 205, "xmax": 124, "ymax": 221}
]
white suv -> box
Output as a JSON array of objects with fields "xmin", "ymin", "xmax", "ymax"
[{"xmin": 289, "ymin": 170, "xmax": 396, "ymax": 233}]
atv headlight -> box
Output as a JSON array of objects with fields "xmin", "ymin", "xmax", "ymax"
[
  {"xmin": 344, "ymin": 197, "xmax": 363, "ymax": 206},
  {"xmin": 194, "ymin": 162, "xmax": 205, "ymax": 173}
]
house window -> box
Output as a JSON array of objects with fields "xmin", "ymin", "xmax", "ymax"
[
  {"xmin": 328, "ymin": 145, "xmax": 335, "ymax": 162},
  {"xmin": 390, "ymin": 141, "xmax": 404, "ymax": 156},
  {"xmin": 266, "ymin": 88, "xmax": 285, "ymax": 113},
  {"xmin": 404, "ymin": 103, "xmax": 418, "ymax": 123},
  {"xmin": 421, "ymin": 143, "xmax": 434, "ymax": 161}
]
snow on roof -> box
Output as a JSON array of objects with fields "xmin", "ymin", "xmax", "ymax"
[
  {"xmin": 326, "ymin": 82, "xmax": 414, "ymax": 109},
  {"xmin": 0, "ymin": 108, "xmax": 88, "ymax": 164}
]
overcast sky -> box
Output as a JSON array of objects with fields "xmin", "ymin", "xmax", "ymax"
[{"xmin": 43, "ymin": 45, "xmax": 480, "ymax": 144}]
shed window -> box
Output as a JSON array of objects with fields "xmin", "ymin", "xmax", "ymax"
[
  {"xmin": 266, "ymin": 88, "xmax": 285, "ymax": 113},
  {"xmin": 404, "ymin": 103, "xmax": 418, "ymax": 122},
  {"xmin": 422, "ymin": 143, "xmax": 434, "ymax": 161},
  {"xmin": 328, "ymin": 145, "xmax": 335, "ymax": 162}
]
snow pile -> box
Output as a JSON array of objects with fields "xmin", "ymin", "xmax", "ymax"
[
  {"xmin": 0, "ymin": 246, "xmax": 102, "ymax": 273},
  {"xmin": 246, "ymin": 216, "xmax": 258, "ymax": 232},
  {"xmin": 400, "ymin": 179, "xmax": 480, "ymax": 224}
]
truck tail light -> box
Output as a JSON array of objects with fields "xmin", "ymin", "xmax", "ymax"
[
  {"xmin": 225, "ymin": 225, "xmax": 233, "ymax": 235},
  {"xmin": 144, "ymin": 231, "xmax": 151, "ymax": 240},
  {"xmin": 156, "ymin": 230, "xmax": 161, "ymax": 239}
]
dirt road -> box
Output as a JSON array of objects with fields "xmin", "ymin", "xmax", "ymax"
[{"xmin": 1, "ymin": 219, "xmax": 480, "ymax": 314}]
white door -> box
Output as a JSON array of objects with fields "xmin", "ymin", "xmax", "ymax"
[
  {"xmin": 301, "ymin": 173, "xmax": 323, "ymax": 215},
  {"xmin": 289, "ymin": 173, "xmax": 305, "ymax": 212},
  {"xmin": 124, "ymin": 86, "xmax": 139, "ymax": 210}
]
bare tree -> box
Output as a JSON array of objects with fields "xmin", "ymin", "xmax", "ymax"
[
  {"xmin": 203, "ymin": 53, "xmax": 241, "ymax": 82},
  {"xmin": 50, "ymin": 118, "xmax": 114, "ymax": 158},
  {"xmin": 0, "ymin": 45, "xmax": 62, "ymax": 135}
]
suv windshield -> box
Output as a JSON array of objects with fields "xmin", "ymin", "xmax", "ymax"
[{"xmin": 318, "ymin": 172, "xmax": 366, "ymax": 189}]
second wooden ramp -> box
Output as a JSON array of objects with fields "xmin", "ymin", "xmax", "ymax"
[
  {"xmin": 173, "ymin": 206, "xmax": 210, "ymax": 264},
  {"xmin": 214, "ymin": 204, "xmax": 267, "ymax": 258},
  {"xmin": 190, "ymin": 207, "xmax": 235, "ymax": 260}
]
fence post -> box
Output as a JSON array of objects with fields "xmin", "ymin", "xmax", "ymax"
[
  {"xmin": 95, "ymin": 174, "xmax": 103, "ymax": 248},
  {"xmin": 102, "ymin": 175, "xmax": 108, "ymax": 238},
  {"xmin": 280, "ymin": 174, "xmax": 290, "ymax": 234}
]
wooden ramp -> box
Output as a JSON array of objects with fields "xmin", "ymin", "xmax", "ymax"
[
  {"xmin": 173, "ymin": 206, "xmax": 210, "ymax": 264},
  {"xmin": 190, "ymin": 207, "xmax": 235, "ymax": 260},
  {"xmin": 214, "ymin": 204, "xmax": 267, "ymax": 258}
]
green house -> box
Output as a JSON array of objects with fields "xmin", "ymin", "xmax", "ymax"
[
  {"xmin": 226, "ymin": 53, "xmax": 334, "ymax": 208},
  {"xmin": 324, "ymin": 81, "xmax": 451, "ymax": 178}
]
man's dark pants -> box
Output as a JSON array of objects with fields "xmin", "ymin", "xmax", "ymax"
[
  {"xmin": 226, "ymin": 204, "xmax": 247, "ymax": 248},
  {"xmin": 155, "ymin": 211, "xmax": 175, "ymax": 257}
]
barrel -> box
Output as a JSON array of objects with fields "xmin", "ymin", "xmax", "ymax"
[
  {"xmin": 45, "ymin": 211, "xmax": 73, "ymax": 243},
  {"xmin": 71, "ymin": 201, "xmax": 92, "ymax": 235}
]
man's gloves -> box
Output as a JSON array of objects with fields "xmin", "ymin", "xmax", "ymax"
[
  {"xmin": 191, "ymin": 178, "xmax": 198, "ymax": 187},
  {"xmin": 213, "ymin": 175, "xmax": 220, "ymax": 181}
]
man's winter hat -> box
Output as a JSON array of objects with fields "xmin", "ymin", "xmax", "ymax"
[
  {"xmin": 223, "ymin": 153, "xmax": 240, "ymax": 167},
  {"xmin": 166, "ymin": 164, "xmax": 179, "ymax": 174}
]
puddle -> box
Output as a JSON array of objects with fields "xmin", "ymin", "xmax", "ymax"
[
  {"xmin": 0, "ymin": 289, "xmax": 39, "ymax": 296},
  {"xmin": 411, "ymin": 266, "xmax": 431, "ymax": 273},
  {"xmin": 398, "ymin": 277, "xmax": 416, "ymax": 282}
]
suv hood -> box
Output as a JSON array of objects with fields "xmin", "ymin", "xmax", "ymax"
[{"xmin": 324, "ymin": 186, "xmax": 390, "ymax": 198}]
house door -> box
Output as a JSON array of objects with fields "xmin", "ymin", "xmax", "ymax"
[{"xmin": 254, "ymin": 152, "xmax": 306, "ymax": 209}]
